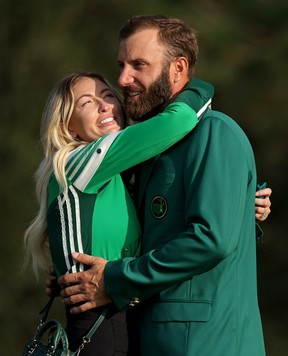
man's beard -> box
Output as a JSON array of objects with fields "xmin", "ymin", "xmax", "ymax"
[{"xmin": 123, "ymin": 66, "xmax": 172, "ymax": 122}]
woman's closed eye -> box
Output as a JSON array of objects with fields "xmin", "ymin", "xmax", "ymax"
[{"xmin": 81, "ymin": 99, "xmax": 93, "ymax": 107}]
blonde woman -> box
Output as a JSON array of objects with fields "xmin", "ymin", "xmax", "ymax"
[{"xmin": 24, "ymin": 71, "xmax": 213, "ymax": 355}]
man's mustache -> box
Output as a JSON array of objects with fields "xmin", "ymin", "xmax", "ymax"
[{"xmin": 123, "ymin": 84, "xmax": 145, "ymax": 96}]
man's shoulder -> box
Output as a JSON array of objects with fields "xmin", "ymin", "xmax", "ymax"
[
  {"xmin": 196, "ymin": 109, "xmax": 246, "ymax": 136},
  {"xmin": 184, "ymin": 109, "xmax": 252, "ymax": 151},
  {"xmin": 200, "ymin": 108, "xmax": 235, "ymax": 125}
]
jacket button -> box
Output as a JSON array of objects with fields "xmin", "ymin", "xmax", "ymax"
[{"xmin": 128, "ymin": 297, "xmax": 140, "ymax": 308}]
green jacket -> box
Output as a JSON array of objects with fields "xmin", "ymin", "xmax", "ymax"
[
  {"xmin": 47, "ymin": 79, "xmax": 213, "ymax": 278},
  {"xmin": 105, "ymin": 89, "xmax": 265, "ymax": 355}
]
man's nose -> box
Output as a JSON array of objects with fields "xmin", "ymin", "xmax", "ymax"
[{"xmin": 118, "ymin": 66, "xmax": 134, "ymax": 87}]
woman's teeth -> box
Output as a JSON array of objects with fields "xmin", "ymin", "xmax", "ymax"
[{"xmin": 101, "ymin": 117, "xmax": 114, "ymax": 124}]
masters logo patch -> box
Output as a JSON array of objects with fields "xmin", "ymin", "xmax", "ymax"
[{"xmin": 151, "ymin": 196, "xmax": 168, "ymax": 219}]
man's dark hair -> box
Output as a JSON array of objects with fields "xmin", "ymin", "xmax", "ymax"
[{"xmin": 119, "ymin": 15, "xmax": 198, "ymax": 77}]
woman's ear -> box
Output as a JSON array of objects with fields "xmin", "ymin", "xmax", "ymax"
[{"xmin": 68, "ymin": 126, "xmax": 77, "ymax": 138}]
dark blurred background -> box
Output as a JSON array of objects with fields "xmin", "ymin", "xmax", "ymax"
[{"xmin": 1, "ymin": 0, "xmax": 287, "ymax": 354}]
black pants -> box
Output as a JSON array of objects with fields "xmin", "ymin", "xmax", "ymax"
[{"xmin": 65, "ymin": 305, "xmax": 128, "ymax": 355}]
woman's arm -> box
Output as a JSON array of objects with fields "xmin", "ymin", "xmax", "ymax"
[{"xmin": 68, "ymin": 80, "xmax": 214, "ymax": 192}]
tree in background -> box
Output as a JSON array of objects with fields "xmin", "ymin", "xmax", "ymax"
[{"xmin": 0, "ymin": 1, "xmax": 287, "ymax": 354}]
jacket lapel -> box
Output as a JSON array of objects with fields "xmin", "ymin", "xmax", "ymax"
[{"xmin": 136, "ymin": 155, "xmax": 159, "ymax": 211}]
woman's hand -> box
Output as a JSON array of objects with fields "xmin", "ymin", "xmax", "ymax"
[{"xmin": 255, "ymin": 187, "xmax": 272, "ymax": 221}]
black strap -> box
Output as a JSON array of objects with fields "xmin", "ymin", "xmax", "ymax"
[
  {"xmin": 39, "ymin": 296, "xmax": 55, "ymax": 323},
  {"xmin": 74, "ymin": 308, "xmax": 109, "ymax": 354},
  {"xmin": 39, "ymin": 297, "xmax": 108, "ymax": 348}
]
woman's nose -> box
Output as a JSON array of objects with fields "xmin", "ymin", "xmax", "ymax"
[{"xmin": 98, "ymin": 99, "xmax": 110, "ymax": 112}]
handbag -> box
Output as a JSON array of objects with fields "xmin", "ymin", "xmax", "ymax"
[{"xmin": 23, "ymin": 297, "xmax": 108, "ymax": 355}]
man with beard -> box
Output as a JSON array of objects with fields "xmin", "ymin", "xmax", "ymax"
[
  {"xmin": 58, "ymin": 16, "xmax": 268, "ymax": 355},
  {"xmin": 121, "ymin": 55, "xmax": 172, "ymax": 123}
]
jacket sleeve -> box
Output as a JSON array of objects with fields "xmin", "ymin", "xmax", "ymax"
[
  {"xmin": 68, "ymin": 79, "xmax": 213, "ymax": 193},
  {"xmin": 68, "ymin": 102, "xmax": 197, "ymax": 192},
  {"xmin": 104, "ymin": 111, "xmax": 257, "ymax": 311}
]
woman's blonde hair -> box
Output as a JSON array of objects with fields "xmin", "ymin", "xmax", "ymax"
[{"xmin": 24, "ymin": 71, "xmax": 123, "ymax": 276}]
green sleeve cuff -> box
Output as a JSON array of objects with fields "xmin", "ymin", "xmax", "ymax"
[{"xmin": 173, "ymin": 78, "xmax": 214, "ymax": 116}]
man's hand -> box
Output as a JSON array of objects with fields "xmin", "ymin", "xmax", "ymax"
[
  {"xmin": 57, "ymin": 252, "xmax": 112, "ymax": 314},
  {"xmin": 255, "ymin": 187, "xmax": 272, "ymax": 221}
]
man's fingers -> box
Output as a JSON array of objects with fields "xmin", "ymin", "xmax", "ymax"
[
  {"xmin": 71, "ymin": 252, "xmax": 100, "ymax": 266},
  {"xmin": 69, "ymin": 301, "xmax": 97, "ymax": 314},
  {"xmin": 58, "ymin": 254, "xmax": 107, "ymax": 287},
  {"xmin": 58, "ymin": 270, "xmax": 86, "ymax": 286},
  {"xmin": 62, "ymin": 293, "xmax": 86, "ymax": 305},
  {"xmin": 60, "ymin": 282, "xmax": 89, "ymax": 298}
]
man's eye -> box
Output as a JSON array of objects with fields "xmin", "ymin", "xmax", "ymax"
[
  {"xmin": 134, "ymin": 62, "xmax": 145, "ymax": 69},
  {"xmin": 117, "ymin": 62, "xmax": 124, "ymax": 70}
]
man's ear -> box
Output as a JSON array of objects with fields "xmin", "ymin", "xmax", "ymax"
[{"xmin": 170, "ymin": 57, "xmax": 189, "ymax": 83}]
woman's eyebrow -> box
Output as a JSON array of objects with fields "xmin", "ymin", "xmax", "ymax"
[
  {"xmin": 75, "ymin": 88, "xmax": 113, "ymax": 104},
  {"xmin": 74, "ymin": 93, "xmax": 93, "ymax": 104},
  {"xmin": 100, "ymin": 88, "xmax": 114, "ymax": 95}
]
